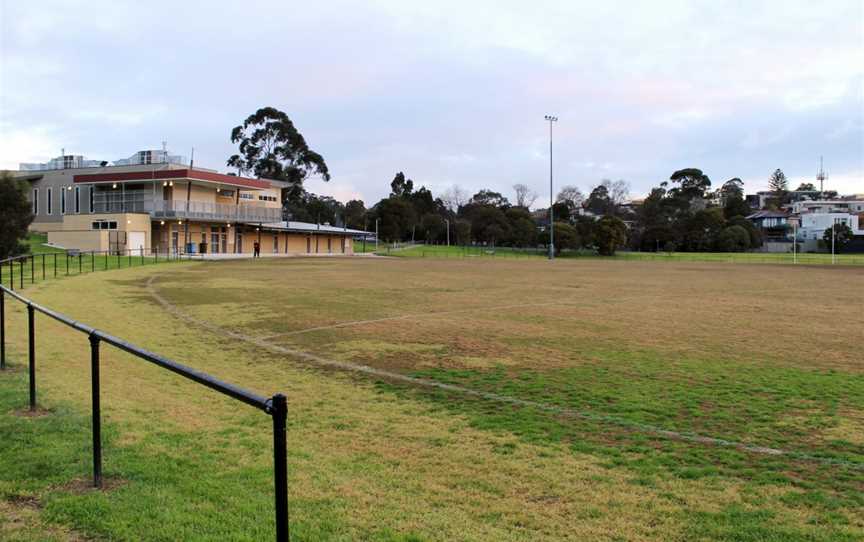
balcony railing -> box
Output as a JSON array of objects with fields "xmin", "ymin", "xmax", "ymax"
[{"xmin": 92, "ymin": 193, "xmax": 281, "ymax": 223}]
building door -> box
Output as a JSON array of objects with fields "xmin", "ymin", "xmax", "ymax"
[
  {"xmin": 306, "ymin": 235, "xmax": 311, "ymax": 253},
  {"xmin": 327, "ymin": 237, "xmax": 332, "ymax": 253},
  {"xmin": 237, "ymin": 233, "xmax": 243, "ymax": 253},
  {"xmin": 171, "ymin": 231, "xmax": 179, "ymax": 254},
  {"xmin": 128, "ymin": 231, "xmax": 146, "ymax": 256}
]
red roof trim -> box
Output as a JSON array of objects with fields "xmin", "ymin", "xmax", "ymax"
[{"xmin": 72, "ymin": 169, "xmax": 272, "ymax": 189}]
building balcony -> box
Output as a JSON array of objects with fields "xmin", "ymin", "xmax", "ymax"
[{"xmin": 92, "ymin": 193, "xmax": 282, "ymax": 223}]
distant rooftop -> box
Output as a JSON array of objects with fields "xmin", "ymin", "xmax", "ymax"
[
  {"xmin": 19, "ymin": 148, "xmax": 187, "ymax": 171},
  {"xmin": 261, "ymin": 221, "xmax": 370, "ymax": 235}
]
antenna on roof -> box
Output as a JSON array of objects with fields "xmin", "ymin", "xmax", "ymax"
[
  {"xmin": 189, "ymin": 146, "xmax": 195, "ymax": 170},
  {"xmin": 816, "ymin": 156, "xmax": 827, "ymax": 193}
]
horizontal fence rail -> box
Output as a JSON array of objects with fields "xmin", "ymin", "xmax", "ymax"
[{"xmin": 0, "ymin": 284, "xmax": 290, "ymax": 541}]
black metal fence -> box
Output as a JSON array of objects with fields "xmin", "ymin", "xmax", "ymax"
[
  {"xmin": 0, "ymin": 284, "xmax": 290, "ymax": 541},
  {"xmin": 0, "ymin": 248, "xmax": 202, "ymax": 291}
]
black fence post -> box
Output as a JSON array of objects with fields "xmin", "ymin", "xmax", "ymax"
[
  {"xmin": 271, "ymin": 393, "xmax": 289, "ymax": 542},
  {"xmin": 1, "ymin": 289, "xmax": 5, "ymax": 370},
  {"xmin": 66, "ymin": 253, "xmax": 69, "ymax": 275},
  {"xmin": 89, "ymin": 333, "xmax": 103, "ymax": 488},
  {"xmin": 20, "ymin": 260, "xmax": 24, "ymax": 289},
  {"xmin": 79, "ymin": 253, "xmax": 83, "ymax": 274},
  {"xmin": 27, "ymin": 303, "xmax": 36, "ymax": 411},
  {"xmin": 105, "ymin": 251, "xmax": 108, "ymax": 270},
  {"xmin": 42, "ymin": 254, "xmax": 46, "ymax": 280},
  {"xmin": 92, "ymin": 251, "xmax": 95, "ymax": 273},
  {"xmin": 9, "ymin": 260, "xmax": 13, "ymax": 291},
  {"xmin": 30, "ymin": 255, "xmax": 34, "ymax": 284},
  {"xmin": 54, "ymin": 253, "xmax": 57, "ymax": 277}
]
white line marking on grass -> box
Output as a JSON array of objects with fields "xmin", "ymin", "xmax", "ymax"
[
  {"xmin": 145, "ymin": 276, "xmax": 863, "ymax": 470},
  {"xmin": 259, "ymin": 301, "xmax": 579, "ymax": 339}
]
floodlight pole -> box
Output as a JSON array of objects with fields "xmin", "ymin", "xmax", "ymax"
[
  {"xmin": 831, "ymin": 218, "xmax": 836, "ymax": 264},
  {"xmin": 545, "ymin": 115, "xmax": 558, "ymax": 260},
  {"xmin": 445, "ymin": 219, "xmax": 450, "ymax": 246},
  {"xmin": 375, "ymin": 219, "xmax": 379, "ymax": 251}
]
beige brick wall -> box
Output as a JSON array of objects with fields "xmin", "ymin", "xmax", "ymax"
[
  {"xmin": 50, "ymin": 213, "xmax": 151, "ymax": 252},
  {"xmin": 48, "ymin": 230, "xmax": 108, "ymax": 251}
]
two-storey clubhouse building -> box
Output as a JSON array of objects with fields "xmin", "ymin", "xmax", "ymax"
[{"xmin": 12, "ymin": 151, "xmax": 366, "ymax": 256}]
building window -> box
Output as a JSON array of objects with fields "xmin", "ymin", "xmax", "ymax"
[
  {"xmin": 47, "ymin": 188, "xmax": 53, "ymax": 215},
  {"xmin": 74, "ymin": 186, "xmax": 81, "ymax": 213},
  {"xmin": 239, "ymin": 193, "xmax": 254, "ymax": 200},
  {"xmin": 258, "ymin": 195, "xmax": 278, "ymax": 202},
  {"xmin": 91, "ymin": 220, "xmax": 118, "ymax": 230},
  {"xmin": 89, "ymin": 187, "xmax": 95, "ymax": 213},
  {"xmin": 33, "ymin": 188, "xmax": 39, "ymax": 215},
  {"xmin": 61, "ymin": 186, "xmax": 67, "ymax": 214}
]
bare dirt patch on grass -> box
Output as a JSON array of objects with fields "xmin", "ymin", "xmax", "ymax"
[{"xmin": 10, "ymin": 406, "xmax": 52, "ymax": 418}]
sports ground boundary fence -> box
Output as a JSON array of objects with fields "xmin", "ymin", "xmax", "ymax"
[
  {"xmin": 0, "ymin": 281, "xmax": 291, "ymax": 541},
  {"xmin": 377, "ymin": 244, "xmax": 864, "ymax": 265},
  {"xmin": 0, "ymin": 248, "xmax": 203, "ymax": 291}
]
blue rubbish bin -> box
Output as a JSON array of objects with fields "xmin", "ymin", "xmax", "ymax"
[{"xmin": 186, "ymin": 242, "xmax": 197, "ymax": 254}]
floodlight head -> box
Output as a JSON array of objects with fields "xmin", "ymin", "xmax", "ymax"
[{"xmin": 544, "ymin": 115, "xmax": 558, "ymax": 122}]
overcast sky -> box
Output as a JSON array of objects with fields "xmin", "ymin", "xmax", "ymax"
[{"xmin": 2, "ymin": 0, "xmax": 862, "ymax": 205}]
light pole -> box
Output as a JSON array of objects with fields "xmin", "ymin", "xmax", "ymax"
[
  {"xmin": 445, "ymin": 219, "xmax": 450, "ymax": 246},
  {"xmin": 544, "ymin": 115, "xmax": 558, "ymax": 260},
  {"xmin": 375, "ymin": 218, "xmax": 380, "ymax": 251},
  {"xmin": 831, "ymin": 217, "xmax": 836, "ymax": 265}
]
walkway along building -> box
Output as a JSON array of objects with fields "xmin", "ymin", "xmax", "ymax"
[{"xmin": 13, "ymin": 156, "xmax": 366, "ymax": 256}]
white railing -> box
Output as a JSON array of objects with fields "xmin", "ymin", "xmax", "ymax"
[{"xmin": 152, "ymin": 200, "xmax": 281, "ymax": 223}]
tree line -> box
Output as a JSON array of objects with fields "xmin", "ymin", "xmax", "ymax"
[{"xmin": 228, "ymin": 107, "xmax": 809, "ymax": 255}]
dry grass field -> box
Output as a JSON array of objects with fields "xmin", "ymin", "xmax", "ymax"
[{"xmin": 1, "ymin": 257, "xmax": 862, "ymax": 541}]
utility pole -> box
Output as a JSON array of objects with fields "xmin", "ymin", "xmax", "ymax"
[
  {"xmin": 375, "ymin": 218, "xmax": 379, "ymax": 251},
  {"xmin": 544, "ymin": 115, "xmax": 558, "ymax": 260},
  {"xmin": 831, "ymin": 218, "xmax": 836, "ymax": 265}
]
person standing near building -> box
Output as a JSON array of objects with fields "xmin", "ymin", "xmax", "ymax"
[{"xmin": 253, "ymin": 240, "xmax": 260, "ymax": 258}]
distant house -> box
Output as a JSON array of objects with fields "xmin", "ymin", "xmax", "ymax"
[
  {"xmin": 793, "ymin": 199, "xmax": 864, "ymax": 252},
  {"xmin": 745, "ymin": 189, "xmax": 823, "ymax": 210},
  {"xmin": 747, "ymin": 210, "xmax": 790, "ymax": 231},
  {"xmin": 747, "ymin": 210, "xmax": 791, "ymax": 249}
]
